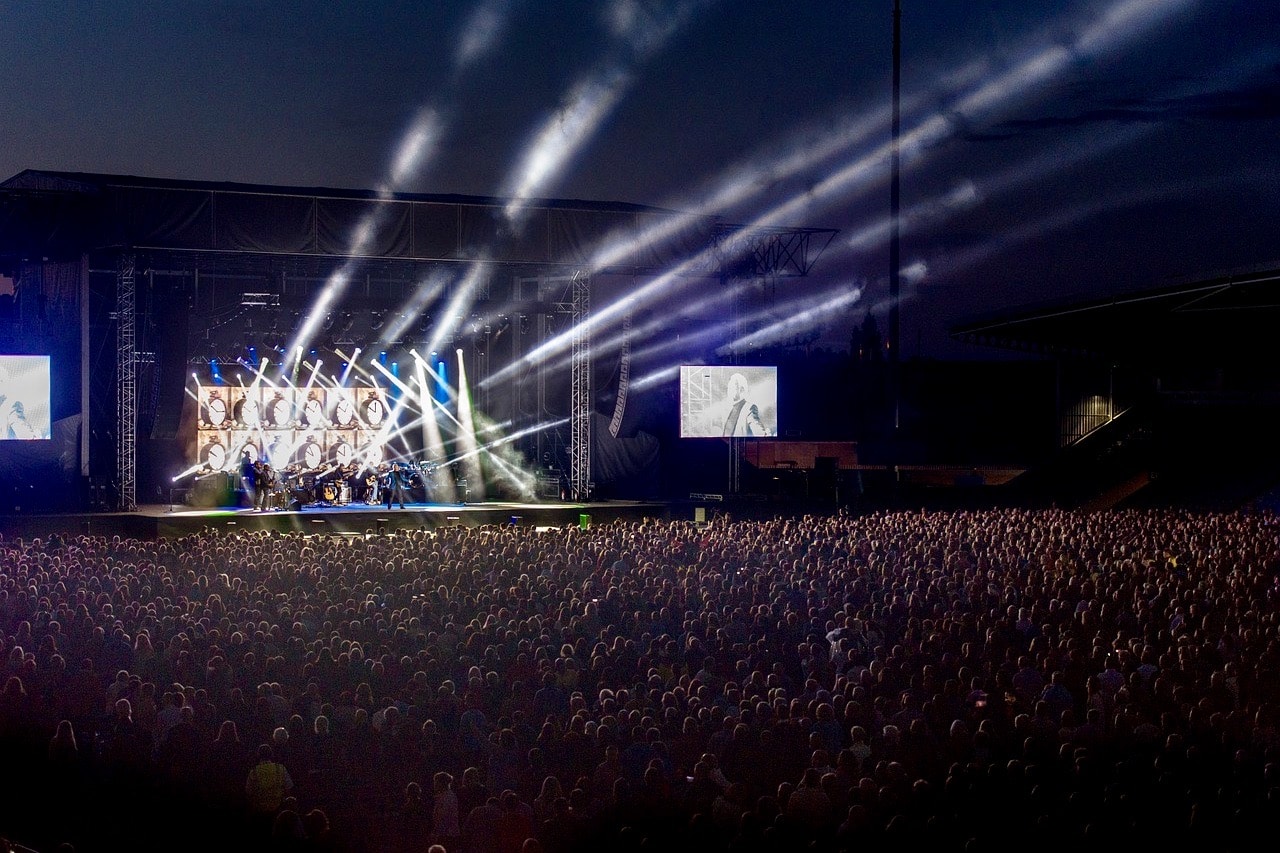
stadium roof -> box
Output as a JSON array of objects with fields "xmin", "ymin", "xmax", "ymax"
[
  {"xmin": 951, "ymin": 265, "xmax": 1280, "ymax": 367},
  {"xmin": 0, "ymin": 168, "xmax": 675, "ymax": 213}
]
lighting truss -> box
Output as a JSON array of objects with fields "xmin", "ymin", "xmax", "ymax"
[
  {"xmin": 711, "ymin": 224, "xmax": 837, "ymax": 279},
  {"xmin": 117, "ymin": 253, "xmax": 137, "ymax": 511}
]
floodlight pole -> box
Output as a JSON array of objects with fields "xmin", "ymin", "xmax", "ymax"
[
  {"xmin": 726, "ymin": 267, "xmax": 741, "ymax": 496},
  {"xmin": 889, "ymin": 0, "xmax": 902, "ymax": 435}
]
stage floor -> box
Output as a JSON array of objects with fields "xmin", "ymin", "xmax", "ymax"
[{"xmin": 0, "ymin": 498, "xmax": 672, "ymax": 540}]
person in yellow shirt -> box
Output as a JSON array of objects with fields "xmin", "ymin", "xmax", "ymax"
[{"xmin": 245, "ymin": 743, "xmax": 293, "ymax": 815}]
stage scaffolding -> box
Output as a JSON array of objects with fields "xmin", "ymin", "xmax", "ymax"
[
  {"xmin": 2, "ymin": 171, "xmax": 835, "ymax": 508},
  {"xmin": 116, "ymin": 254, "xmax": 137, "ymax": 511},
  {"xmin": 709, "ymin": 224, "xmax": 837, "ymax": 494}
]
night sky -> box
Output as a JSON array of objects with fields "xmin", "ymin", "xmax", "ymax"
[{"xmin": 2, "ymin": 0, "xmax": 1277, "ymax": 356}]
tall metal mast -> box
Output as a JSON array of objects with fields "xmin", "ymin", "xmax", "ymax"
[{"xmin": 890, "ymin": 0, "xmax": 902, "ymax": 433}]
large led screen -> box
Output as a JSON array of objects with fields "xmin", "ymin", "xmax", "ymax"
[
  {"xmin": 0, "ymin": 355, "xmax": 52, "ymax": 440},
  {"xmin": 192, "ymin": 382, "xmax": 394, "ymax": 474},
  {"xmin": 679, "ymin": 365, "xmax": 778, "ymax": 438}
]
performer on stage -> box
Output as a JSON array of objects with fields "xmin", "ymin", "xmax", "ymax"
[
  {"xmin": 339, "ymin": 460, "xmax": 359, "ymax": 504},
  {"xmin": 239, "ymin": 448, "xmax": 256, "ymax": 500},
  {"xmin": 382, "ymin": 463, "xmax": 409, "ymax": 509},
  {"xmin": 253, "ymin": 460, "xmax": 273, "ymax": 511}
]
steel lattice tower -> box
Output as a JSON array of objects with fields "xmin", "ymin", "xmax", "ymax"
[{"xmin": 116, "ymin": 253, "xmax": 137, "ymax": 511}]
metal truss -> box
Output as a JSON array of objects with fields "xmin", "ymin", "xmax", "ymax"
[
  {"xmin": 569, "ymin": 271, "xmax": 591, "ymax": 501},
  {"xmin": 117, "ymin": 253, "xmax": 137, "ymax": 511},
  {"xmin": 706, "ymin": 226, "xmax": 835, "ymax": 495},
  {"xmin": 711, "ymin": 224, "xmax": 837, "ymax": 278}
]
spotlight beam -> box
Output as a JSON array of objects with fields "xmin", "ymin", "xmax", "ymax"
[
  {"xmin": 170, "ymin": 463, "xmax": 206, "ymax": 482},
  {"xmin": 454, "ymin": 350, "xmax": 483, "ymax": 500},
  {"xmin": 490, "ymin": 0, "xmax": 1196, "ymax": 390},
  {"xmin": 289, "ymin": 108, "xmax": 444, "ymax": 357},
  {"xmin": 828, "ymin": 48, "xmax": 1272, "ymax": 272},
  {"xmin": 503, "ymin": 0, "xmax": 703, "ymax": 226},
  {"xmin": 453, "ymin": 0, "xmax": 516, "ymax": 73},
  {"xmin": 716, "ymin": 287, "xmax": 865, "ymax": 354},
  {"xmin": 376, "ymin": 271, "xmax": 449, "ymax": 351},
  {"xmin": 425, "ymin": 1, "xmax": 706, "ymax": 366},
  {"xmin": 424, "ymin": 262, "xmax": 492, "ymax": 356}
]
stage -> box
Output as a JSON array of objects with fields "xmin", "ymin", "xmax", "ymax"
[{"xmin": 0, "ymin": 498, "xmax": 673, "ymax": 541}]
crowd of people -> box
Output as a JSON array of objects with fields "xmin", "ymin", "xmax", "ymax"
[{"xmin": 0, "ymin": 506, "xmax": 1278, "ymax": 852}]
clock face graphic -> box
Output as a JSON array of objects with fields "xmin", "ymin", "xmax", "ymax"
[
  {"xmin": 303, "ymin": 396, "xmax": 326, "ymax": 428},
  {"xmin": 203, "ymin": 441, "xmax": 227, "ymax": 471},
  {"xmin": 269, "ymin": 396, "xmax": 293, "ymax": 428},
  {"xmin": 334, "ymin": 396, "xmax": 355, "ymax": 427},
  {"xmin": 267, "ymin": 437, "xmax": 289, "ymax": 466},
  {"xmin": 303, "ymin": 440, "xmax": 323, "ymax": 469},
  {"xmin": 362, "ymin": 397, "xmax": 385, "ymax": 427},
  {"xmin": 206, "ymin": 394, "xmax": 227, "ymax": 427},
  {"xmin": 332, "ymin": 441, "xmax": 354, "ymax": 468},
  {"xmin": 236, "ymin": 397, "xmax": 261, "ymax": 427}
]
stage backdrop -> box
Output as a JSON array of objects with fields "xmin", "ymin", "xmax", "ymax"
[{"xmin": 192, "ymin": 383, "xmax": 398, "ymax": 475}]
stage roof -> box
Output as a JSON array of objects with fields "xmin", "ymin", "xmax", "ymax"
[
  {"xmin": 0, "ymin": 169, "xmax": 835, "ymax": 279},
  {"xmin": 951, "ymin": 266, "xmax": 1280, "ymax": 367}
]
